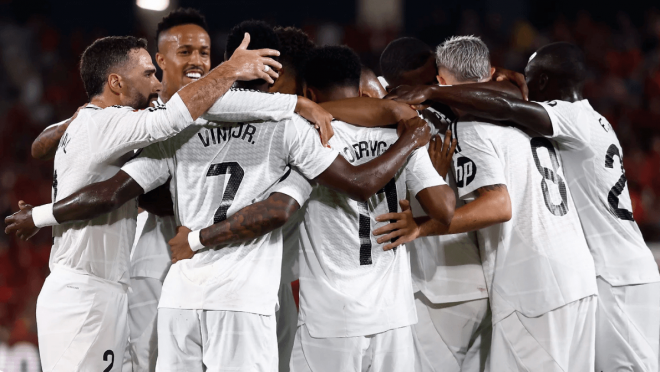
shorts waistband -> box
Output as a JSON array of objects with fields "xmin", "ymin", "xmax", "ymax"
[{"xmin": 50, "ymin": 264, "xmax": 128, "ymax": 294}]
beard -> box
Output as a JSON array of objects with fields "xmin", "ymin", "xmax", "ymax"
[{"xmin": 128, "ymin": 91, "xmax": 160, "ymax": 110}]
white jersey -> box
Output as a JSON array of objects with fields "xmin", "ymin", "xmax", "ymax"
[
  {"xmin": 50, "ymin": 94, "xmax": 193, "ymax": 285},
  {"xmin": 453, "ymin": 120, "xmax": 597, "ymax": 323},
  {"xmin": 298, "ymin": 121, "xmax": 446, "ymax": 338},
  {"xmin": 408, "ymin": 110, "xmax": 488, "ymax": 303},
  {"xmin": 129, "ymin": 211, "xmax": 176, "ymax": 280},
  {"xmin": 122, "ymin": 113, "xmax": 338, "ymax": 316},
  {"xmin": 538, "ymin": 100, "xmax": 660, "ymax": 286},
  {"xmin": 49, "ymin": 89, "xmax": 298, "ymax": 285}
]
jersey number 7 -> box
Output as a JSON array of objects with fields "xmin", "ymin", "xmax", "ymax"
[{"xmin": 207, "ymin": 162, "xmax": 245, "ymax": 223}]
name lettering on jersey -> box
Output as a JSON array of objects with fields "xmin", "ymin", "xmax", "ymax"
[
  {"xmin": 454, "ymin": 156, "xmax": 477, "ymax": 188},
  {"xmin": 342, "ymin": 140, "xmax": 390, "ymax": 163},
  {"xmin": 197, "ymin": 123, "xmax": 258, "ymax": 147},
  {"xmin": 58, "ymin": 132, "xmax": 71, "ymax": 154}
]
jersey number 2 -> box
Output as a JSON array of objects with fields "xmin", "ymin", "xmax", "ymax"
[
  {"xmin": 207, "ymin": 162, "xmax": 245, "ymax": 223},
  {"xmin": 604, "ymin": 144, "xmax": 633, "ymax": 221},
  {"xmin": 103, "ymin": 350, "xmax": 114, "ymax": 372},
  {"xmin": 530, "ymin": 137, "xmax": 568, "ymax": 216},
  {"xmin": 358, "ymin": 178, "xmax": 398, "ymax": 265}
]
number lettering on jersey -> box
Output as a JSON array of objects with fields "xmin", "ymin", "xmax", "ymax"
[
  {"xmin": 357, "ymin": 178, "xmax": 398, "ymax": 265},
  {"xmin": 103, "ymin": 350, "xmax": 114, "ymax": 372},
  {"xmin": 530, "ymin": 137, "xmax": 568, "ymax": 216},
  {"xmin": 206, "ymin": 162, "xmax": 245, "ymax": 223},
  {"xmin": 604, "ymin": 144, "xmax": 634, "ymax": 221},
  {"xmin": 455, "ymin": 156, "xmax": 477, "ymax": 188}
]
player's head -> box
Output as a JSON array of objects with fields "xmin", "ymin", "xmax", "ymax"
[
  {"xmin": 155, "ymin": 8, "xmax": 210, "ymax": 95},
  {"xmin": 80, "ymin": 36, "xmax": 160, "ymax": 109},
  {"xmin": 435, "ymin": 35, "xmax": 493, "ymax": 85},
  {"xmin": 380, "ymin": 37, "xmax": 436, "ymax": 89},
  {"xmin": 225, "ymin": 20, "xmax": 281, "ymax": 92},
  {"xmin": 524, "ymin": 42, "xmax": 586, "ymax": 102},
  {"xmin": 303, "ymin": 45, "xmax": 362, "ymax": 104},
  {"xmin": 271, "ymin": 26, "xmax": 315, "ymax": 95},
  {"xmin": 360, "ymin": 65, "xmax": 387, "ymax": 98}
]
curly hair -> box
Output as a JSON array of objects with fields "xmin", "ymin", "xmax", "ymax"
[
  {"xmin": 303, "ymin": 45, "xmax": 361, "ymax": 92},
  {"xmin": 156, "ymin": 8, "xmax": 208, "ymax": 44},
  {"xmin": 80, "ymin": 36, "xmax": 147, "ymax": 100},
  {"xmin": 274, "ymin": 26, "xmax": 315, "ymax": 78}
]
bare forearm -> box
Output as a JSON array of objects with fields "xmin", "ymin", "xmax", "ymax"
[
  {"xmin": 53, "ymin": 171, "xmax": 144, "ymax": 223},
  {"xmin": 32, "ymin": 122, "xmax": 69, "ymax": 160},
  {"xmin": 178, "ymin": 63, "xmax": 239, "ymax": 120},
  {"xmin": 200, "ymin": 193, "xmax": 299, "ymax": 247},
  {"xmin": 320, "ymin": 97, "xmax": 416, "ymax": 127}
]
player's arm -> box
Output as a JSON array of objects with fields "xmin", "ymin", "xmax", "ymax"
[
  {"xmin": 32, "ymin": 121, "xmax": 68, "ymax": 160},
  {"xmin": 386, "ymin": 82, "xmax": 554, "ymax": 136},
  {"xmin": 319, "ymin": 97, "xmax": 418, "ymax": 127},
  {"xmin": 138, "ymin": 181, "xmax": 174, "ymax": 217},
  {"xmin": 312, "ymin": 116, "xmax": 431, "ymax": 202}
]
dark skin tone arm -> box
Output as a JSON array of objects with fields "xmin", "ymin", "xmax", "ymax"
[
  {"xmin": 169, "ymin": 192, "xmax": 300, "ymax": 262},
  {"xmin": 373, "ymin": 184, "xmax": 511, "ymax": 250},
  {"xmin": 387, "ymin": 82, "xmax": 554, "ymax": 136},
  {"xmin": 4, "ymin": 116, "xmax": 430, "ymax": 238},
  {"xmin": 32, "ymin": 122, "xmax": 69, "ymax": 160},
  {"xmin": 137, "ymin": 181, "xmax": 174, "ymax": 217}
]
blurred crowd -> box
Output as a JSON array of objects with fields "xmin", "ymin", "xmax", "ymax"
[{"xmin": 0, "ymin": 5, "xmax": 659, "ymax": 358}]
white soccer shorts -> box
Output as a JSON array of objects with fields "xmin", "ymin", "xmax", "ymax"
[
  {"xmin": 411, "ymin": 292, "xmax": 491, "ymax": 372},
  {"xmin": 36, "ymin": 267, "xmax": 129, "ymax": 372},
  {"xmin": 122, "ymin": 277, "xmax": 162, "ymax": 372},
  {"xmin": 490, "ymin": 295, "xmax": 596, "ymax": 372},
  {"xmin": 277, "ymin": 282, "xmax": 298, "ymax": 372},
  {"xmin": 156, "ymin": 308, "xmax": 278, "ymax": 372},
  {"xmin": 595, "ymin": 277, "xmax": 660, "ymax": 372},
  {"xmin": 290, "ymin": 324, "xmax": 415, "ymax": 372}
]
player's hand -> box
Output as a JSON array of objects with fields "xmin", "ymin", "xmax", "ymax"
[
  {"xmin": 169, "ymin": 226, "xmax": 196, "ymax": 264},
  {"xmin": 386, "ymin": 85, "xmax": 434, "ymax": 110},
  {"xmin": 225, "ymin": 33, "xmax": 282, "ymax": 84},
  {"xmin": 429, "ymin": 131, "xmax": 457, "ymax": 178},
  {"xmin": 373, "ymin": 200, "xmax": 420, "ymax": 251},
  {"xmin": 397, "ymin": 116, "xmax": 431, "ymax": 148},
  {"xmin": 4, "ymin": 201, "xmax": 40, "ymax": 240},
  {"xmin": 492, "ymin": 67, "xmax": 528, "ymax": 101},
  {"xmin": 295, "ymin": 97, "xmax": 334, "ymax": 146}
]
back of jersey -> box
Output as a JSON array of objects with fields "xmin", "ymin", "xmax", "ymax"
[
  {"xmin": 453, "ymin": 121, "xmax": 597, "ymax": 323},
  {"xmin": 538, "ymin": 100, "xmax": 659, "ymax": 286},
  {"xmin": 298, "ymin": 121, "xmax": 444, "ymax": 338},
  {"xmin": 124, "ymin": 115, "xmax": 338, "ymax": 315}
]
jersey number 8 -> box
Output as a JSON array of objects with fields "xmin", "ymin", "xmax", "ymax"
[{"xmin": 530, "ymin": 137, "xmax": 569, "ymax": 216}]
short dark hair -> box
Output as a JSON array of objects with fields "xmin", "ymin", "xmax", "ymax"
[
  {"xmin": 380, "ymin": 37, "xmax": 433, "ymax": 83},
  {"xmin": 303, "ymin": 45, "xmax": 361, "ymax": 92},
  {"xmin": 274, "ymin": 26, "xmax": 315, "ymax": 78},
  {"xmin": 226, "ymin": 20, "xmax": 280, "ymax": 60},
  {"xmin": 80, "ymin": 36, "xmax": 147, "ymax": 100},
  {"xmin": 156, "ymin": 8, "xmax": 208, "ymax": 45}
]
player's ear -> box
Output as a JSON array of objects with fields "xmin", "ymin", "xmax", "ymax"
[
  {"xmin": 108, "ymin": 73, "xmax": 122, "ymax": 94},
  {"xmin": 155, "ymin": 52, "xmax": 165, "ymax": 70},
  {"xmin": 306, "ymin": 87, "xmax": 318, "ymax": 103},
  {"xmin": 539, "ymin": 73, "xmax": 549, "ymax": 91}
]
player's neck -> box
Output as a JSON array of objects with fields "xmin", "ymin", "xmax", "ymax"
[
  {"xmin": 558, "ymin": 88, "xmax": 583, "ymax": 103},
  {"xmin": 90, "ymin": 91, "xmax": 122, "ymax": 108},
  {"xmin": 159, "ymin": 80, "xmax": 177, "ymax": 104},
  {"xmin": 315, "ymin": 87, "xmax": 359, "ymax": 104}
]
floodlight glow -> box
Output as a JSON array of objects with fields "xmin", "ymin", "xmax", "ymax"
[{"xmin": 136, "ymin": 0, "xmax": 169, "ymax": 11}]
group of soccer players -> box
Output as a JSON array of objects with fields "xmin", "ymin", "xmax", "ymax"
[{"xmin": 4, "ymin": 6, "xmax": 660, "ymax": 372}]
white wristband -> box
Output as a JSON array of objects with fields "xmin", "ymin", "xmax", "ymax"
[
  {"xmin": 187, "ymin": 229, "xmax": 204, "ymax": 252},
  {"xmin": 32, "ymin": 204, "xmax": 59, "ymax": 227}
]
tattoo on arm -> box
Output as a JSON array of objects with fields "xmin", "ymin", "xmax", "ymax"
[
  {"xmin": 32, "ymin": 122, "xmax": 70, "ymax": 160},
  {"xmin": 200, "ymin": 192, "xmax": 300, "ymax": 247}
]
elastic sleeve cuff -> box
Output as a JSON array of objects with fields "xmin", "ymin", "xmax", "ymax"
[
  {"xmin": 32, "ymin": 204, "xmax": 58, "ymax": 227},
  {"xmin": 188, "ymin": 229, "xmax": 204, "ymax": 252}
]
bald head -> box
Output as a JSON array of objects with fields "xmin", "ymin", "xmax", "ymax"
[
  {"xmin": 525, "ymin": 42, "xmax": 586, "ymax": 102},
  {"xmin": 360, "ymin": 66, "xmax": 387, "ymax": 98}
]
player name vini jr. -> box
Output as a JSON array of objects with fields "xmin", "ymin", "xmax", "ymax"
[{"xmin": 198, "ymin": 123, "xmax": 258, "ymax": 147}]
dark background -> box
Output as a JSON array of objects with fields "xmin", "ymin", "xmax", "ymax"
[{"xmin": 0, "ymin": 0, "xmax": 659, "ymax": 367}]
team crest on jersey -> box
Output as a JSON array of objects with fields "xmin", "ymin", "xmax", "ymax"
[
  {"xmin": 599, "ymin": 118, "xmax": 610, "ymax": 132},
  {"xmin": 455, "ymin": 156, "xmax": 477, "ymax": 188}
]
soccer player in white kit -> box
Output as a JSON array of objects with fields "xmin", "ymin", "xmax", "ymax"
[
  {"xmin": 4, "ymin": 33, "xmax": 283, "ymax": 371},
  {"xmin": 8, "ymin": 21, "xmax": 432, "ymax": 371},
  {"xmin": 286, "ymin": 45, "xmax": 455, "ymax": 372},
  {"xmin": 381, "ymin": 43, "xmax": 600, "ymax": 371},
  {"xmin": 386, "ymin": 41, "xmax": 660, "ymax": 372}
]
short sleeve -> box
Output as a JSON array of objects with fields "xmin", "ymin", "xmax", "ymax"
[
  {"xmin": 201, "ymin": 88, "xmax": 297, "ymax": 123},
  {"xmin": 536, "ymin": 100, "xmax": 589, "ymax": 148},
  {"xmin": 121, "ymin": 143, "xmax": 171, "ymax": 193},
  {"xmin": 453, "ymin": 122, "xmax": 506, "ymax": 200},
  {"xmin": 404, "ymin": 147, "xmax": 446, "ymax": 197},
  {"xmin": 285, "ymin": 116, "xmax": 339, "ymax": 180},
  {"xmin": 269, "ymin": 168, "xmax": 313, "ymax": 207}
]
